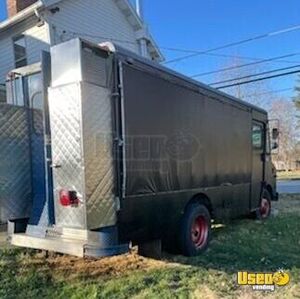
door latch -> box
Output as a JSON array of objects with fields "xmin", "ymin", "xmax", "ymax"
[{"xmin": 51, "ymin": 163, "xmax": 62, "ymax": 169}]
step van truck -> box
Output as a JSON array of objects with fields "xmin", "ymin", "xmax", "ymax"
[{"xmin": 0, "ymin": 38, "xmax": 278, "ymax": 257}]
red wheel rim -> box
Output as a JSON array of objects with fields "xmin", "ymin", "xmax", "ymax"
[
  {"xmin": 191, "ymin": 216, "xmax": 208, "ymax": 249},
  {"xmin": 260, "ymin": 198, "xmax": 270, "ymax": 218}
]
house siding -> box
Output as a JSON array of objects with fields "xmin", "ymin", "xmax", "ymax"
[
  {"xmin": 0, "ymin": 35, "xmax": 14, "ymax": 83},
  {"xmin": 46, "ymin": 0, "xmax": 140, "ymax": 54},
  {"xmin": 0, "ymin": 16, "xmax": 49, "ymax": 83},
  {"xmin": 0, "ymin": 0, "xmax": 150, "ymax": 84}
]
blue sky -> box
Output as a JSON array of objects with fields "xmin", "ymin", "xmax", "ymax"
[
  {"xmin": 142, "ymin": 0, "xmax": 300, "ymax": 99},
  {"xmin": 144, "ymin": 0, "xmax": 300, "ymax": 61},
  {"xmin": 1, "ymin": 0, "xmax": 300, "ymax": 98},
  {"xmin": 0, "ymin": 1, "xmax": 5, "ymax": 20}
]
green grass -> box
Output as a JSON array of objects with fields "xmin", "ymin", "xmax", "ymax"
[{"xmin": 0, "ymin": 195, "xmax": 300, "ymax": 299}]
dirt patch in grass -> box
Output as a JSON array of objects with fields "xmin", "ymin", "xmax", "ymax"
[
  {"xmin": 20, "ymin": 194, "xmax": 299, "ymax": 277},
  {"xmin": 45, "ymin": 250, "xmax": 171, "ymax": 279}
]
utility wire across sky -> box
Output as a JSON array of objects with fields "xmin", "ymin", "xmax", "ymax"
[
  {"xmin": 59, "ymin": 27, "xmax": 300, "ymax": 66},
  {"xmin": 216, "ymin": 69, "xmax": 300, "ymax": 89},
  {"xmin": 211, "ymin": 53, "xmax": 297, "ymax": 64},
  {"xmin": 210, "ymin": 64, "xmax": 300, "ymax": 86},
  {"xmin": 163, "ymin": 50, "xmax": 300, "ymax": 65},
  {"xmin": 191, "ymin": 52, "xmax": 300, "ymax": 78},
  {"xmin": 57, "ymin": 26, "xmax": 299, "ymax": 95},
  {"xmin": 164, "ymin": 24, "xmax": 300, "ymax": 64}
]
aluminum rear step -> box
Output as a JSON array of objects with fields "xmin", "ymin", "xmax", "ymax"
[
  {"xmin": 9, "ymin": 224, "xmax": 129, "ymax": 258},
  {"xmin": 11, "ymin": 233, "xmax": 86, "ymax": 257}
]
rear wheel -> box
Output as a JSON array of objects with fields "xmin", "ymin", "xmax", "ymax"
[
  {"xmin": 180, "ymin": 203, "xmax": 211, "ymax": 256},
  {"xmin": 256, "ymin": 189, "xmax": 272, "ymax": 220}
]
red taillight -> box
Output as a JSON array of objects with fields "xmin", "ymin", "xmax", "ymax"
[{"xmin": 59, "ymin": 190, "xmax": 79, "ymax": 206}]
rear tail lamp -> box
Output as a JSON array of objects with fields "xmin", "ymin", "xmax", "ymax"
[{"xmin": 59, "ymin": 190, "xmax": 79, "ymax": 206}]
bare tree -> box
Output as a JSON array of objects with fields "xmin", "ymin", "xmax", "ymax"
[
  {"xmin": 293, "ymin": 75, "xmax": 300, "ymax": 130},
  {"xmin": 213, "ymin": 58, "xmax": 299, "ymax": 170},
  {"xmin": 213, "ymin": 57, "xmax": 273, "ymax": 109},
  {"xmin": 269, "ymin": 98, "xmax": 299, "ymax": 170}
]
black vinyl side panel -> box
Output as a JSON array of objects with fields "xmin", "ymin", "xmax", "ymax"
[{"xmin": 119, "ymin": 63, "xmax": 254, "ymax": 241}]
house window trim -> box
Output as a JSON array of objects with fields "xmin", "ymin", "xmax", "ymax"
[{"xmin": 12, "ymin": 34, "xmax": 28, "ymax": 68}]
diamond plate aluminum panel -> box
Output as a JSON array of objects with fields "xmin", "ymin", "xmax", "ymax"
[
  {"xmin": 0, "ymin": 104, "xmax": 32, "ymax": 223},
  {"xmin": 49, "ymin": 83, "xmax": 86, "ymax": 229},
  {"xmin": 49, "ymin": 82, "xmax": 117, "ymax": 230},
  {"xmin": 81, "ymin": 83, "xmax": 116, "ymax": 229}
]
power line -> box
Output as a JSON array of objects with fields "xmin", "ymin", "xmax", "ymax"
[
  {"xmin": 57, "ymin": 27, "xmax": 300, "ymax": 67},
  {"xmin": 164, "ymin": 24, "xmax": 300, "ymax": 64},
  {"xmin": 190, "ymin": 52, "xmax": 300, "ymax": 65},
  {"xmin": 61, "ymin": 28, "xmax": 300, "ymax": 91},
  {"xmin": 191, "ymin": 52, "xmax": 300, "ymax": 78},
  {"xmin": 58, "ymin": 29, "xmax": 298, "ymax": 92},
  {"xmin": 216, "ymin": 69, "xmax": 300, "ymax": 89},
  {"xmin": 210, "ymin": 64, "xmax": 300, "ymax": 86},
  {"xmin": 160, "ymin": 46, "xmax": 299, "ymax": 63}
]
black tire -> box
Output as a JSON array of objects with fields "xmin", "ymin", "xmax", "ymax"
[
  {"xmin": 256, "ymin": 188, "xmax": 272, "ymax": 220},
  {"xmin": 180, "ymin": 203, "xmax": 211, "ymax": 256}
]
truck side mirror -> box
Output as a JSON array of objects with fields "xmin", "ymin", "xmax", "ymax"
[{"xmin": 272, "ymin": 128, "xmax": 279, "ymax": 140}]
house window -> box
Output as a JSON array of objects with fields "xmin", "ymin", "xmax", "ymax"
[{"xmin": 13, "ymin": 35, "xmax": 27, "ymax": 68}]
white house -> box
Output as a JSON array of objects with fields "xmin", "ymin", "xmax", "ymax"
[{"xmin": 0, "ymin": 0, "xmax": 163, "ymax": 102}]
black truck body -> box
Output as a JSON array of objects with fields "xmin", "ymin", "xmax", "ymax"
[{"xmin": 5, "ymin": 38, "xmax": 277, "ymax": 257}]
